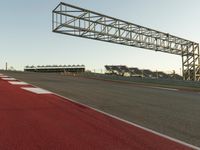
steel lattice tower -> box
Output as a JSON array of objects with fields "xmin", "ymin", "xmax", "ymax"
[{"xmin": 52, "ymin": 2, "xmax": 200, "ymax": 81}]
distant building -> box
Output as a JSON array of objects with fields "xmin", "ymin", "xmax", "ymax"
[{"xmin": 24, "ymin": 65, "xmax": 85, "ymax": 73}]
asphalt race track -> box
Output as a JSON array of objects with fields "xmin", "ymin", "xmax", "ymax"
[{"xmin": 0, "ymin": 71, "xmax": 200, "ymax": 149}]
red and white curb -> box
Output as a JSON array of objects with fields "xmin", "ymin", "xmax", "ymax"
[{"xmin": 1, "ymin": 74, "xmax": 52, "ymax": 95}]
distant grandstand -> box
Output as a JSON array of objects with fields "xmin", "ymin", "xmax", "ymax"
[
  {"xmin": 105, "ymin": 65, "xmax": 182, "ymax": 80},
  {"xmin": 24, "ymin": 65, "xmax": 85, "ymax": 73}
]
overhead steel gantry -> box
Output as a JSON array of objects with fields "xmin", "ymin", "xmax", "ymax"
[{"xmin": 52, "ymin": 2, "xmax": 200, "ymax": 81}]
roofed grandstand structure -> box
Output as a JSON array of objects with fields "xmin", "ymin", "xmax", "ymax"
[
  {"xmin": 105, "ymin": 65, "xmax": 182, "ymax": 80},
  {"xmin": 24, "ymin": 65, "xmax": 85, "ymax": 73},
  {"xmin": 105, "ymin": 65, "xmax": 132, "ymax": 77},
  {"xmin": 129, "ymin": 68, "xmax": 143, "ymax": 77}
]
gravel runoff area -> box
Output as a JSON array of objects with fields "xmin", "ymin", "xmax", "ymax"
[{"xmin": 1, "ymin": 70, "xmax": 200, "ymax": 147}]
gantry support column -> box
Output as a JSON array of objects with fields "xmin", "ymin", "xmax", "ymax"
[{"xmin": 182, "ymin": 43, "xmax": 200, "ymax": 81}]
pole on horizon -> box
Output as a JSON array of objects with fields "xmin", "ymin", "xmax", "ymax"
[{"xmin": 5, "ymin": 62, "xmax": 8, "ymax": 70}]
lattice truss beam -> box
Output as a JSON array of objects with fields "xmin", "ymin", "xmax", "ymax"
[{"xmin": 52, "ymin": 2, "xmax": 200, "ymax": 81}]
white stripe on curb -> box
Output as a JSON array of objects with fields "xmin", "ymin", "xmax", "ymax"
[
  {"xmin": 21, "ymin": 87, "xmax": 52, "ymax": 94},
  {"xmin": 0, "ymin": 75, "xmax": 9, "ymax": 78},
  {"xmin": 9, "ymin": 81, "xmax": 29, "ymax": 85},
  {"xmin": 2, "ymin": 78, "xmax": 16, "ymax": 81}
]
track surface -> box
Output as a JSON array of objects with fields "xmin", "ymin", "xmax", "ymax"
[
  {"xmin": 1, "ymin": 71, "xmax": 200, "ymax": 149},
  {"xmin": 0, "ymin": 75, "xmax": 196, "ymax": 150}
]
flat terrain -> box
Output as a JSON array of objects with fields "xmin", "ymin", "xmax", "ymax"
[{"xmin": 1, "ymin": 71, "xmax": 200, "ymax": 147}]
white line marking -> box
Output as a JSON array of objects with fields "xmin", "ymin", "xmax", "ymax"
[
  {"xmin": 8, "ymin": 78, "xmax": 200, "ymax": 149},
  {"xmin": 53, "ymin": 93, "xmax": 200, "ymax": 150},
  {"xmin": 9, "ymin": 81, "xmax": 29, "ymax": 85},
  {"xmin": 2, "ymin": 78, "xmax": 16, "ymax": 81},
  {"xmin": 149, "ymin": 86, "xmax": 178, "ymax": 91},
  {"xmin": 21, "ymin": 87, "xmax": 52, "ymax": 94}
]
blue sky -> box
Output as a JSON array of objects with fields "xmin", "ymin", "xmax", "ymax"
[{"xmin": 0, "ymin": 0, "xmax": 200, "ymax": 74}]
